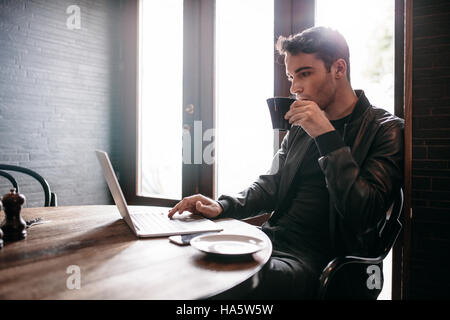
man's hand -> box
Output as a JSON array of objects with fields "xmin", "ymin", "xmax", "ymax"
[
  {"xmin": 168, "ymin": 194, "xmax": 223, "ymax": 219},
  {"xmin": 284, "ymin": 100, "xmax": 335, "ymax": 138}
]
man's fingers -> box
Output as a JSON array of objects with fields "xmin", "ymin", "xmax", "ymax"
[
  {"xmin": 285, "ymin": 103, "xmax": 311, "ymax": 119},
  {"xmin": 168, "ymin": 203, "xmax": 178, "ymax": 216},
  {"xmin": 169, "ymin": 204, "xmax": 189, "ymax": 218},
  {"xmin": 290, "ymin": 99, "xmax": 311, "ymax": 111},
  {"xmin": 289, "ymin": 111, "xmax": 310, "ymax": 124},
  {"xmin": 168, "ymin": 206, "xmax": 179, "ymax": 218},
  {"xmin": 168, "ymin": 201, "xmax": 186, "ymax": 218},
  {"xmin": 168, "ymin": 195, "xmax": 200, "ymax": 218},
  {"xmin": 169, "ymin": 194, "xmax": 216, "ymax": 218},
  {"xmin": 293, "ymin": 99, "xmax": 311, "ymax": 106}
]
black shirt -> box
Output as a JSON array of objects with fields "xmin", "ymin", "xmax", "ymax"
[{"xmin": 268, "ymin": 114, "xmax": 352, "ymax": 268}]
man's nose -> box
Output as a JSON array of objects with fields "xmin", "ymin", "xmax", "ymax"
[{"xmin": 290, "ymin": 80, "xmax": 303, "ymax": 96}]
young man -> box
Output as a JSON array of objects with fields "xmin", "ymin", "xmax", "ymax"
[{"xmin": 168, "ymin": 26, "xmax": 404, "ymax": 299}]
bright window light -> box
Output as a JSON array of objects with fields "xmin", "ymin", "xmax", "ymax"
[
  {"xmin": 215, "ymin": 0, "xmax": 275, "ymax": 198},
  {"xmin": 315, "ymin": 0, "xmax": 395, "ymax": 114},
  {"xmin": 138, "ymin": 0, "xmax": 183, "ymax": 200}
]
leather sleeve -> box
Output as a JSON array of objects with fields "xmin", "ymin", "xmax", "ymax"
[
  {"xmin": 318, "ymin": 119, "xmax": 404, "ymax": 239},
  {"xmin": 217, "ymin": 131, "xmax": 290, "ymax": 220}
]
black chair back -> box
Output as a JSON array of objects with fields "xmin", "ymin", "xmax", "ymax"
[
  {"xmin": 0, "ymin": 164, "xmax": 57, "ymax": 207},
  {"xmin": 318, "ymin": 188, "xmax": 404, "ymax": 299},
  {"xmin": 377, "ymin": 188, "xmax": 404, "ymax": 260}
]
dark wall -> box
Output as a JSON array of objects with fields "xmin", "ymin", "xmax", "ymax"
[
  {"xmin": 0, "ymin": 0, "xmax": 120, "ymax": 207},
  {"xmin": 411, "ymin": 0, "xmax": 450, "ymax": 299}
]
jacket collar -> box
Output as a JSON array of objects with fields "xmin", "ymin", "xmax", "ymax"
[{"xmin": 347, "ymin": 89, "xmax": 371, "ymax": 124}]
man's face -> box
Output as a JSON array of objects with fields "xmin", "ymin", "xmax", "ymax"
[{"xmin": 285, "ymin": 52, "xmax": 336, "ymax": 111}]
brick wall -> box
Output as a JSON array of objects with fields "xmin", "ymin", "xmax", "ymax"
[
  {"xmin": 411, "ymin": 0, "xmax": 450, "ymax": 299},
  {"xmin": 0, "ymin": 0, "xmax": 120, "ymax": 207}
]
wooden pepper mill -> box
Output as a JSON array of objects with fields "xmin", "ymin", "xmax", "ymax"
[{"xmin": 0, "ymin": 188, "xmax": 27, "ymax": 241}]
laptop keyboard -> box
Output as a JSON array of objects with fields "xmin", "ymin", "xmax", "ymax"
[{"xmin": 131, "ymin": 213, "xmax": 188, "ymax": 233}]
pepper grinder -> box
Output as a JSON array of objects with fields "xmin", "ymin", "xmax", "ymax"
[
  {"xmin": 0, "ymin": 188, "xmax": 27, "ymax": 241},
  {"xmin": 0, "ymin": 200, "xmax": 3, "ymax": 249}
]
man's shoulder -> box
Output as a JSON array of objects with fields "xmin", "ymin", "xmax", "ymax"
[
  {"xmin": 368, "ymin": 105, "xmax": 404, "ymax": 130},
  {"xmin": 363, "ymin": 106, "xmax": 404, "ymax": 150}
]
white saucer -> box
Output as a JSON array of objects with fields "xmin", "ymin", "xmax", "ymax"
[{"xmin": 190, "ymin": 234, "xmax": 267, "ymax": 255}]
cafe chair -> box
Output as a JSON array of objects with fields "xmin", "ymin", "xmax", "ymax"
[
  {"xmin": 317, "ymin": 188, "xmax": 404, "ymax": 300},
  {"xmin": 0, "ymin": 164, "xmax": 57, "ymax": 207},
  {"xmin": 242, "ymin": 212, "xmax": 273, "ymax": 227}
]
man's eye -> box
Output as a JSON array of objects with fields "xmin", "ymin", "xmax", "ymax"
[{"xmin": 301, "ymin": 72, "xmax": 311, "ymax": 77}]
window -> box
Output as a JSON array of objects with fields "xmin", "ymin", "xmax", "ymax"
[
  {"xmin": 137, "ymin": 0, "xmax": 278, "ymax": 203},
  {"xmin": 138, "ymin": 0, "xmax": 184, "ymax": 200},
  {"xmin": 315, "ymin": 0, "xmax": 395, "ymax": 114},
  {"xmin": 215, "ymin": 0, "xmax": 275, "ymax": 197}
]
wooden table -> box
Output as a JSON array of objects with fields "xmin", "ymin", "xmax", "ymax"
[{"xmin": 0, "ymin": 206, "xmax": 272, "ymax": 300}]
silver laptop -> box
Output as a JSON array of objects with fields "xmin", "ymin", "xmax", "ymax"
[{"xmin": 95, "ymin": 150, "xmax": 223, "ymax": 237}]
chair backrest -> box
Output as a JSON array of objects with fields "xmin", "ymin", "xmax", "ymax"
[
  {"xmin": 317, "ymin": 188, "xmax": 404, "ymax": 299},
  {"xmin": 0, "ymin": 164, "xmax": 57, "ymax": 207},
  {"xmin": 376, "ymin": 188, "xmax": 404, "ymax": 260},
  {"xmin": 0, "ymin": 170, "xmax": 19, "ymax": 192}
]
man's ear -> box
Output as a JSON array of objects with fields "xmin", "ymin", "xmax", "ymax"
[{"xmin": 333, "ymin": 58, "xmax": 347, "ymax": 79}]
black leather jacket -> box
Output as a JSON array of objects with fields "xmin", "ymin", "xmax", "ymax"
[{"xmin": 218, "ymin": 90, "xmax": 404, "ymax": 257}]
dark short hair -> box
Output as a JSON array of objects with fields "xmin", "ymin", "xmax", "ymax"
[{"xmin": 276, "ymin": 26, "xmax": 351, "ymax": 82}]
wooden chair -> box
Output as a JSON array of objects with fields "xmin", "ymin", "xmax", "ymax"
[{"xmin": 0, "ymin": 164, "xmax": 57, "ymax": 207}]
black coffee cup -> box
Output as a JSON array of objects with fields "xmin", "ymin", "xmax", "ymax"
[{"xmin": 266, "ymin": 97, "xmax": 297, "ymax": 130}]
